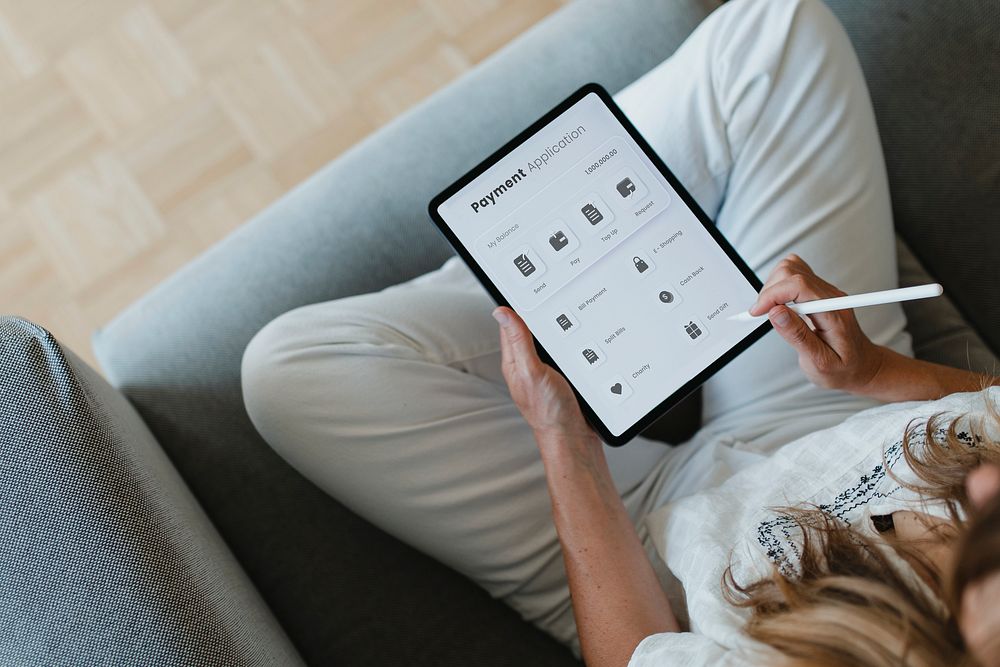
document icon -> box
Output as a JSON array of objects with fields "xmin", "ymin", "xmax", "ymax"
[
  {"xmin": 580, "ymin": 341, "xmax": 605, "ymax": 367},
  {"xmin": 581, "ymin": 202, "xmax": 604, "ymax": 225},
  {"xmin": 576, "ymin": 194, "xmax": 613, "ymax": 232},
  {"xmin": 556, "ymin": 314, "xmax": 573, "ymax": 331},
  {"xmin": 513, "ymin": 253, "xmax": 536, "ymax": 277}
]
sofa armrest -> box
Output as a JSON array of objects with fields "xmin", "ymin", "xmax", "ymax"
[{"xmin": 0, "ymin": 317, "xmax": 302, "ymax": 665}]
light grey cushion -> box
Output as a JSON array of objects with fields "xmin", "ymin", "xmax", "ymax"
[
  {"xmin": 896, "ymin": 236, "xmax": 998, "ymax": 375},
  {"xmin": 0, "ymin": 317, "xmax": 302, "ymax": 666}
]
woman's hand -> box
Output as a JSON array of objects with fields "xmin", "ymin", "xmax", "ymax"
[
  {"xmin": 492, "ymin": 306, "xmax": 597, "ymax": 445},
  {"xmin": 493, "ymin": 306, "xmax": 678, "ymax": 666},
  {"xmin": 750, "ymin": 254, "xmax": 886, "ymax": 394}
]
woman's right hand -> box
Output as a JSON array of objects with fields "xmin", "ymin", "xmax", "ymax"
[{"xmin": 750, "ymin": 254, "xmax": 886, "ymax": 394}]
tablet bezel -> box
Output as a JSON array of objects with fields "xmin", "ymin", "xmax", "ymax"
[{"xmin": 428, "ymin": 82, "xmax": 771, "ymax": 446}]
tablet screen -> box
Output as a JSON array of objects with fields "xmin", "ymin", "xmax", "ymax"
[{"xmin": 430, "ymin": 85, "xmax": 768, "ymax": 443}]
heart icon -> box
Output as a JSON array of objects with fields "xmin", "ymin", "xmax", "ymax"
[{"xmin": 610, "ymin": 383, "xmax": 623, "ymax": 395}]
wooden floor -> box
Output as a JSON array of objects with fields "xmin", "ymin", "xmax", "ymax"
[{"xmin": 0, "ymin": 0, "xmax": 567, "ymax": 369}]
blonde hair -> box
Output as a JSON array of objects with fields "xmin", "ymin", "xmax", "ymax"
[{"xmin": 724, "ymin": 389, "xmax": 1000, "ymax": 667}]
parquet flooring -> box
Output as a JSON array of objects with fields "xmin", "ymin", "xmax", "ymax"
[{"xmin": 0, "ymin": 0, "xmax": 566, "ymax": 369}]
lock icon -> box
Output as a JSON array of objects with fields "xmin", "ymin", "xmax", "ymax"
[{"xmin": 633, "ymin": 256, "xmax": 649, "ymax": 273}]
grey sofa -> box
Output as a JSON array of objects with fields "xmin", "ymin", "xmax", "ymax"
[{"xmin": 3, "ymin": 0, "xmax": 997, "ymax": 664}]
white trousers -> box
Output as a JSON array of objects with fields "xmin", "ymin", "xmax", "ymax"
[{"xmin": 242, "ymin": 0, "xmax": 912, "ymax": 652}]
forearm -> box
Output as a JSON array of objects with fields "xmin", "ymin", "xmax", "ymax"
[
  {"xmin": 536, "ymin": 430, "xmax": 679, "ymax": 667},
  {"xmin": 856, "ymin": 346, "xmax": 999, "ymax": 403}
]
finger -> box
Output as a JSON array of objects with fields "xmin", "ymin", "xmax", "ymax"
[
  {"xmin": 784, "ymin": 253, "xmax": 815, "ymax": 275},
  {"xmin": 750, "ymin": 274, "xmax": 812, "ymax": 316},
  {"xmin": 967, "ymin": 464, "xmax": 1000, "ymax": 510},
  {"xmin": 755, "ymin": 256, "xmax": 816, "ymax": 312},
  {"xmin": 769, "ymin": 305, "xmax": 833, "ymax": 362},
  {"xmin": 760, "ymin": 259, "xmax": 797, "ymax": 289},
  {"xmin": 493, "ymin": 307, "xmax": 541, "ymax": 379},
  {"xmin": 751, "ymin": 273, "xmax": 842, "ymax": 317}
]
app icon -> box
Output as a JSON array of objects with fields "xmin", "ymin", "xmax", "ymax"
[
  {"xmin": 549, "ymin": 230, "xmax": 569, "ymax": 251},
  {"xmin": 581, "ymin": 202, "xmax": 604, "ymax": 225},
  {"xmin": 535, "ymin": 222, "xmax": 579, "ymax": 260},
  {"xmin": 554, "ymin": 310, "xmax": 579, "ymax": 336},
  {"xmin": 616, "ymin": 178, "xmax": 636, "ymax": 198},
  {"xmin": 580, "ymin": 341, "xmax": 606, "ymax": 368},
  {"xmin": 576, "ymin": 193, "xmax": 614, "ymax": 233},
  {"xmin": 633, "ymin": 256, "xmax": 649, "ymax": 273},
  {"xmin": 513, "ymin": 253, "xmax": 536, "ymax": 277},
  {"xmin": 611, "ymin": 169, "xmax": 648, "ymax": 204},
  {"xmin": 684, "ymin": 320, "xmax": 703, "ymax": 339},
  {"xmin": 652, "ymin": 283, "xmax": 682, "ymax": 312},
  {"xmin": 604, "ymin": 375, "xmax": 633, "ymax": 403}
]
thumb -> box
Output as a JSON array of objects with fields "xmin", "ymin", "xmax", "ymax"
[
  {"xmin": 769, "ymin": 305, "xmax": 828, "ymax": 360},
  {"xmin": 493, "ymin": 307, "xmax": 541, "ymax": 376}
]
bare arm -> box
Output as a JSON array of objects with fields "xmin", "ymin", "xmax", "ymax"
[
  {"xmin": 750, "ymin": 254, "xmax": 998, "ymax": 403},
  {"xmin": 854, "ymin": 347, "xmax": 998, "ymax": 403},
  {"xmin": 539, "ymin": 432, "xmax": 679, "ymax": 665},
  {"xmin": 493, "ymin": 307, "xmax": 678, "ymax": 667}
]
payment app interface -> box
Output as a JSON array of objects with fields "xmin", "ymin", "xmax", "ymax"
[{"xmin": 436, "ymin": 92, "xmax": 761, "ymax": 436}]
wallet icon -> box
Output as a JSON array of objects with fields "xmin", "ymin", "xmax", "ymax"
[{"xmin": 548, "ymin": 230, "xmax": 569, "ymax": 251}]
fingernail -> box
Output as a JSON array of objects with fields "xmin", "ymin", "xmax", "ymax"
[
  {"xmin": 772, "ymin": 308, "xmax": 790, "ymax": 327},
  {"xmin": 492, "ymin": 308, "xmax": 511, "ymax": 327}
]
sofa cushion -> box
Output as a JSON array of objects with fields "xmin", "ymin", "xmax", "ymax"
[
  {"xmin": 896, "ymin": 236, "xmax": 998, "ymax": 375},
  {"xmin": 0, "ymin": 317, "xmax": 302, "ymax": 666}
]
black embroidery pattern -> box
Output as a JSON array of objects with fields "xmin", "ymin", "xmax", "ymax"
[{"xmin": 756, "ymin": 424, "xmax": 976, "ymax": 577}]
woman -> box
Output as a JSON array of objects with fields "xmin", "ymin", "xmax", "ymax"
[
  {"xmin": 241, "ymin": 0, "xmax": 1000, "ymax": 664},
  {"xmin": 491, "ymin": 259, "xmax": 999, "ymax": 665}
]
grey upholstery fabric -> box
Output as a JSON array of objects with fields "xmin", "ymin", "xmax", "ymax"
[
  {"xmin": 91, "ymin": 0, "xmax": 997, "ymax": 664},
  {"xmin": 93, "ymin": 1, "xmax": 718, "ymax": 664},
  {"xmin": 896, "ymin": 236, "xmax": 999, "ymax": 375},
  {"xmin": 0, "ymin": 317, "xmax": 302, "ymax": 666},
  {"xmin": 823, "ymin": 0, "xmax": 1000, "ymax": 354}
]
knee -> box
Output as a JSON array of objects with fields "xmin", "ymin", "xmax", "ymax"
[
  {"xmin": 241, "ymin": 309, "xmax": 304, "ymax": 443},
  {"xmin": 714, "ymin": 0, "xmax": 849, "ymax": 59},
  {"xmin": 241, "ymin": 302, "xmax": 412, "ymax": 444}
]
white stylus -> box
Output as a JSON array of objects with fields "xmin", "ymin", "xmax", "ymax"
[{"xmin": 727, "ymin": 283, "xmax": 944, "ymax": 322}]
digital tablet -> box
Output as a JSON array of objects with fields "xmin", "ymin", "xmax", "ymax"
[{"xmin": 428, "ymin": 83, "xmax": 770, "ymax": 446}]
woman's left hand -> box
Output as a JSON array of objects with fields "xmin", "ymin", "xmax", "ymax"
[{"xmin": 492, "ymin": 306, "xmax": 596, "ymax": 443}]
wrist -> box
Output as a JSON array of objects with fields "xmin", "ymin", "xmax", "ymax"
[
  {"xmin": 533, "ymin": 427, "xmax": 603, "ymax": 463},
  {"xmin": 846, "ymin": 343, "xmax": 892, "ymax": 399}
]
